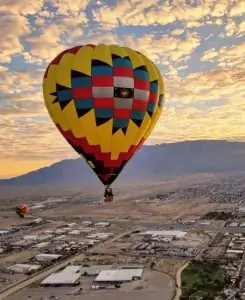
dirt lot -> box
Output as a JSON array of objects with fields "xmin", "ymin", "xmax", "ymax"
[
  {"xmin": 0, "ymin": 251, "xmax": 38, "ymax": 264},
  {"xmin": 171, "ymin": 231, "xmax": 208, "ymax": 248},
  {"xmin": 154, "ymin": 259, "xmax": 185, "ymax": 278}
]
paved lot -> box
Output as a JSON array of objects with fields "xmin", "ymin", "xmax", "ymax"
[{"xmin": 6, "ymin": 270, "xmax": 174, "ymax": 300}]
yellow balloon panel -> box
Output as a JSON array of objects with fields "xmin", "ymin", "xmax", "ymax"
[
  {"xmin": 72, "ymin": 46, "xmax": 93, "ymax": 76},
  {"xmin": 93, "ymin": 44, "xmax": 113, "ymax": 66}
]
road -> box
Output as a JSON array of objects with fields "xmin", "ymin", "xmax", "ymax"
[
  {"xmin": 0, "ymin": 228, "xmax": 136, "ymax": 300},
  {"xmin": 174, "ymin": 261, "xmax": 189, "ymax": 300}
]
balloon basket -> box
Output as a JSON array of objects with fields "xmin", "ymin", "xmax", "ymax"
[{"xmin": 104, "ymin": 195, "xmax": 113, "ymax": 203}]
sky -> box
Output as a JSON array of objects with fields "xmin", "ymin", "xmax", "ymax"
[{"xmin": 0, "ymin": 0, "xmax": 244, "ymax": 178}]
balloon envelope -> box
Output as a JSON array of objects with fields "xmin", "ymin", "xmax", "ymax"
[
  {"xmin": 15, "ymin": 204, "xmax": 29, "ymax": 218},
  {"xmin": 43, "ymin": 44, "xmax": 165, "ymax": 185}
]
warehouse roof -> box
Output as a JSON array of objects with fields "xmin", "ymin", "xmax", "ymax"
[
  {"xmin": 140, "ymin": 230, "xmax": 186, "ymax": 238},
  {"xmin": 227, "ymin": 249, "xmax": 244, "ymax": 254},
  {"xmin": 35, "ymin": 253, "xmax": 61, "ymax": 261},
  {"xmin": 120, "ymin": 265, "xmax": 143, "ymax": 269},
  {"xmin": 80, "ymin": 265, "xmax": 113, "ymax": 276},
  {"xmin": 94, "ymin": 269, "xmax": 143, "ymax": 282},
  {"xmin": 8, "ymin": 263, "xmax": 41, "ymax": 273},
  {"xmin": 33, "ymin": 242, "xmax": 50, "ymax": 249},
  {"xmin": 41, "ymin": 266, "xmax": 81, "ymax": 285},
  {"xmin": 0, "ymin": 230, "xmax": 9, "ymax": 235}
]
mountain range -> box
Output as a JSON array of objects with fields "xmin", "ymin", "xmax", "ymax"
[{"xmin": 1, "ymin": 140, "xmax": 245, "ymax": 187}]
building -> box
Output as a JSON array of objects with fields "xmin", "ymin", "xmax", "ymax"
[
  {"xmin": 69, "ymin": 230, "xmax": 81, "ymax": 236},
  {"xmin": 94, "ymin": 269, "xmax": 143, "ymax": 286},
  {"xmin": 54, "ymin": 235, "xmax": 67, "ymax": 241},
  {"xmin": 41, "ymin": 266, "xmax": 82, "ymax": 286},
  {"xmin": 0, "ymin": 230, "xmax": 10, "ymax": 235},
  {"xmin": 226, "ymin": 249, "xmax": 244, "ymax": 258},
  {"xmin": 35, "ymin": 253, "xmax": 61, "ymax": 263},
  {"xmin": 227, "ymin": 249, "xmax": 244, "ymax": 254},
  {"xmin": 67, "ymin": 223, "xmax": 77, "ymax": 227},
  {"xmin": 140, "ymin": 230, "xmax": 186, "ymax": 239},
  {"xmin": 79, "ymin": 228, "xmax": 93, "ymax": 233},
  {"xmin": 198, "ymin": 221, "xmax": 211, "ymax": 226},
  {"xmin": 11, "ymin": 240, "xmax": 33, "ymax": 249},
  {"xmin": 238, "ymin": 208, "xmax": 245, "ymax": 216},
  {"xmin": 87, "ymin": 233, "xmax": 112, "ymax": 240},
  {"xmin": 33, "ymin": 218, "xmax": 43, "ymax": 224},
  {"xmin": 23, "ymin": 235, "xmax": 39, "ymax": 241},
  {"xmin": 80, "ymin": 265, "xmax": 113, "ymax": 276},
  {"xmin": 82, "ymin": 221, "xmax": 93, "ymax": 226},
  {"xmin": 229, "ymin": 222, "xmax": 239, "ymax": 227},
  {"xmin": 24, "ymin": 234, "xmax": 52, "ymax": 242},
  {"xmin": 120, "ymin": 265, "xmax": 143, "ymax": 270},
  {"xmin": 7, "ymin": 263, "xmax": 41, "ymax": 274},
  {"xmin": 32, "ymin": 242, "xmax": 50, "ymax": 249},
  {"xmin": 94, "ymin": 222, "xmax": 111, "ymax": 228}
]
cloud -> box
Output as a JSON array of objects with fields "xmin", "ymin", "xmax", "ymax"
[
  {"xmin": 0, "ymin": 0, "xmax": 244, "ymax": 177},
  {"xmin": 0, "ymin": 65, "xmax": 8, "ymax": 72},
  {"xmin": 0, "ymin": 100, "xmax": 45, "ymax": 117},
  {"xmin": 0, "ymin": 69, "xmax": 43, "ymax": 94},
  {"xmin": 225, "ymin": 19, "xmax": 237, "ymax": 37},
  {"xmin": 0, "ymin": 116, "xmax": 73, "ymax": 161},
  {"xmin": 201, "ymin": 42, "xmax": 245, "ymax": 69},
  {"xmin": 48, "ymin": 0, "xmax": 90, "ymax": 16},
  {"xmin": 218, "ymin": 42, "xmax": 245, "ymax": 68},
  {"xmin": 26, "ymin": 14, "xmax": 88, "ymax": 61},
  {"xmin": 151, "ymin": 99, "xmax": 245, "ymax": 143},
  {"xmin": 201, "ymin": 48, "xmax": 218, "ymax": 61},
  {"xmin": 0, "ymin": 13, "xmax": 30, "ymax": 63},
  {"xmin": 25, "ymin": 25, "xmax": 65, "ymax": 61},
  {"xmin": 166, "ymin": 68, "xmax": 245, "ymax": 104},
  {"xmin": 0, "ymin": 0, "xmax": 44, "ymax": 15},
  {"xmin": 121, "ymin": 32, "xmax": 200, "ymax": 67},
  {"xmin": 171, "ymin": 29, "xmax": 184, "ymax": 36},
  {"xmin": 211, "ymin": 1, "xmax": 229, "ymax": 18},
  {"xmin": 230, "ymin": 1, "xmax": 245, "ymax": 17},
  {"xmin": 238, "ymin": 21, "xmax": 245, "ymax": 35},
  {"xmin": 92, "ymin": 0, "xmax": 176, "ymax": 28}
]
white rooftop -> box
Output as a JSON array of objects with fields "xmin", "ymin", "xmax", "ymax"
[
  {"xmin": 80, "ymin": 265, "xmax": 113, "ymax": 275},
  {"xmin": 94, "ymin": 222, "xmax": 111, "ymax": 227},
  {"xmin": 0, "ymin": 230, "xmax": 9, "ymax": 235},
  {"xmin": 227, "ymin": 249, "xmax": 244, "ymax": 254},
  {"xmin": 199, "ymin": 221, "xmax": 211, "ymax": 225},
  {"xmin": 140, "ymin": 230, "xmax": 186, "ymax": 238},
  {"xmin": 8, "ymin": 264, "xmax": 41, "ymax": 273},
  {"xmin": 33, "ymin": 242, "xmax": 50, "ymax": 249},
  {"xmin": 230, "ymin": 222, "xmax": 239, "ymax": 226},
  {"xmin": 35, "ymin": 253, "xmax": 61, "ymax": 261},
  {"xmin": 69, "ymin": 230, "xmax": 81, "ymax": 235},
  {"xmin": 41, "ymin": 266, "xmax": 82, "ymax": 285},
  {"xmin": 94, "ymin": 269, "xmax": 143, "ymax": 282},
  {"xmin": 24, "ymin": 235, "xmax": 39, "ymax": 240}
]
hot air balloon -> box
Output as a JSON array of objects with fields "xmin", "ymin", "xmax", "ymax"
[
  {"xmin": 15, "ymin": 204, "xmax": 29, "ymax": 218},
  {"xmin": 43, "ymin": 44, "xmax": 165, "ymax": 202}
]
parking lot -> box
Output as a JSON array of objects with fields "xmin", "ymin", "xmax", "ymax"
[{"xmin": 6, "ymin": 270, "xmax": 174, "ymax": 300}]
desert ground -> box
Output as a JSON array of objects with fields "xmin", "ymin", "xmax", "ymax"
[{"xmin": 0, "ymin": 173, "xmax": 240, "ymax": 227}]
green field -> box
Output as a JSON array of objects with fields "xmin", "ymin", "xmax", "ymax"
[{"xmin": 180, "ymin": 261, "xmax": 225, "ymax": 300}]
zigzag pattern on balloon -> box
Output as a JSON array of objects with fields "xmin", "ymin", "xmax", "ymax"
[{"xmin": 43, "ymin": 44, "xmax": 164, "ymax": 185}]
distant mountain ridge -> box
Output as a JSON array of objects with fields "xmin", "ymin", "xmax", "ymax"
[{"xmin": 1, "ymin": 140, "xmax": 245, "ymax": 187}]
